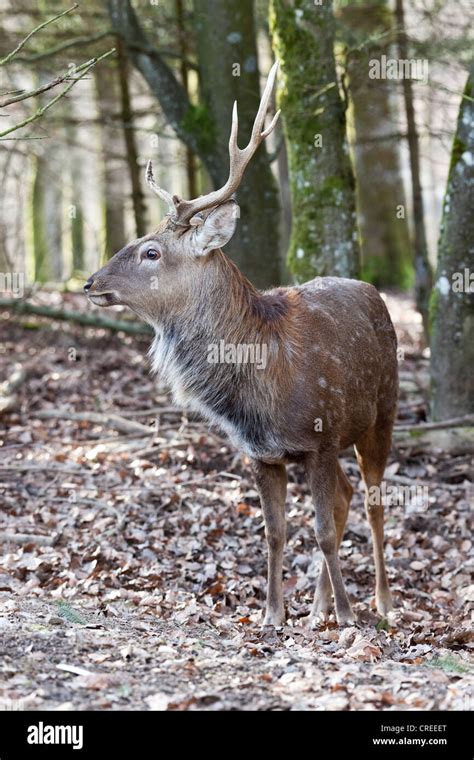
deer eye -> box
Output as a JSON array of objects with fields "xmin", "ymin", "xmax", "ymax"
[{"xmin": 145, "ymin": 249, "xmax": 160, "ymax": 260}]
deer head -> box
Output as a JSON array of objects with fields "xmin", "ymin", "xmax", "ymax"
[{"xmin": 84, "ymin": 61, "xmax": 280, "ymax": 324}]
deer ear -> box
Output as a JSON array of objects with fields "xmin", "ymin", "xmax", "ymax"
[{"xmin": 191, "ymin": 201, "xmax": 239, "ymax": 255}]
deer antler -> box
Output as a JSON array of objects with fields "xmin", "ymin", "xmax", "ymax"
[
  {"xmin": 145, "ymin": 160, "xmax": 177, "ymax": 217},
  {"xmin": 145, "ymin": 60, "xmax": 280, "ymax": 227}
]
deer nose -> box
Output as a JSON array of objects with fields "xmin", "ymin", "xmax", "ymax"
[{"xmin": 84, "ymin": 278, "xmax": 94, "ymax": 293}]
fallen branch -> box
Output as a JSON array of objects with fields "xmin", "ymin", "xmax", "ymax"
[
  {"xmin": 0, "ymin": 463, "xmax": 86, "ymax": 474},
  {"xmin": 118, "ymin": 406, "xmax": 183, "ymax": 417},
  {"xmin": 394, "ymin": 415, "xmax": 474, "ymax": 432},
  {"xmin": 393, "ymin": 427, "xmax": 474, "ymax": 455},
  {"xmin": 33, "ymin": 409, "xmax": 153, "ymax": 436},
  {"xmin": 0, "ymin": 532, "xmax": 59, "ymax": 547},
  {"xmin": 0, "ymin": 298, "xmax": 152, "ymax": 335}
]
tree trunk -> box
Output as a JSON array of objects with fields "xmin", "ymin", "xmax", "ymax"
[
  {"xmin": 116, "ymin": 37, "xmax": 147, "ymax": 239},
  {"xmin": 31, "ymin": 152, "xmax": 63, "ymax": 283},
  {"xmin": 430, "ymin": 63, "xmax": 474, "ymax": 420},
  {"xmin": 270, "ymin": 0, "xmax": 360, "ymax": 280},
  {"xmin": 395, "ymin": 0, "xmax": 432, "ymax": 334},
  {"xmin": 66, "ymin": 122, "xmax": 86, "ymax": 273},
  {"xmin": 175, "ymin": 0, "xmax": 197, "ymax": 199},
  {"xmin": 107, "ymin": 0, "xmax": 281, "ymax": 288},
  {"xmin": 95, "ymin": 60, "xmax": 127, "ymax": 259},
  {"xmin": 341, "ymin": 1, "xmax": 412, "ymax": 287},
  {"xmin": 193, "ymin": 0, "xmax": 281, "ymax": 288}
]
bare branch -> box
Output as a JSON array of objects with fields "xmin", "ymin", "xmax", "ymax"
[
  {"xmin": 0, "ymin": 48, "xmax": 116, "ymax": 140},
  {"xmin": 0, "ymin": 58, "xmax": 103, "ymax": 108},
  {"xmin": 14, "ymin": 31, "xmax": 113, "ymax": 63},
  {"xmin": 0, "ymin": 3, "xmax": 79, "ymax": 67}
]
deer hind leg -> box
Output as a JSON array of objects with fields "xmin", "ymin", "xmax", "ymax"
[
  {"xmin": 355, "ymin": 422, "xmax": 394, "ymax": 616},
  {"xmin": 306, "ymin": 451, "xmax": 355, "ymax": 626},
  {"xmin": 251, "ymin": 460, "xmax": 287, "ymax": 627},
  {"xmin": 311, "ymin": 462, "xmax": 353, "ymax": 621}
]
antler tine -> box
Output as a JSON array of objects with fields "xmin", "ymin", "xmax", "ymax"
[
  {"xmin": 229, "ymin": 100, "xmax": 240, "ymax": 155},
  {"xmin": 248, "ymin": 59, "xmax": 280, "ymax": 146},
  {"xmin": 173, "ymin": 61, "xmax": 280, "ymax": 226},
  {"xmin": 145, "ymin": 160, "xmax": 176, "ymax": 216}
]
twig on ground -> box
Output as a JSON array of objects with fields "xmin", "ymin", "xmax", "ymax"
[
  {"xmin": 395, "ymin": 415, "xmax": 474, "ymax": 432},
  {"xmin": 0, "ymin": 532, "xmax": 59, "ymax": 546},
  {"xmin": 32, "ymin": 409, "xmax": 153, "ymax": 436}
]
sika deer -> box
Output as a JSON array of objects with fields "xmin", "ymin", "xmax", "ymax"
[{"xmin": 85, "ymin": 62, "xmax": 398, "ymax": 627}]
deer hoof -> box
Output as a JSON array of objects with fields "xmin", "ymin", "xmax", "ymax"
[
  {"xmin": 262, "ymin": 610, "xmax": 285, "ymax": 628},
  {"xmin": 335, "ymin": 608, "xmax": 356, "ymax": 626},
  {"xmin": 311, "ymin": 597, "xmax": 331, "ymax": 621},
  {"xmin": 376, "ymin": 591, "xmax": 394, "ymax": 617}
]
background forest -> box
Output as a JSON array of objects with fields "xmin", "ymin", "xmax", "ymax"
[
  {"xmin": 0, "ymin": 0, "xmax": 473, "ymax": 713},
  {"xmin": 0, "ymin": 0, "xmax": 473, "ymax": 416}
]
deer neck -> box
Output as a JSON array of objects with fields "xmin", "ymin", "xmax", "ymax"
[
  {"xmin": 153, "ymin": 250, "xmax": 279, "ymax": 352},
  {"xmin": 148, "ymin": 250, "xmax": 293, "ymax": 452}
]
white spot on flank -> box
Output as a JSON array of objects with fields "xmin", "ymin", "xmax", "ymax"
[{"xmin": 318, "ymin": 377, "xmax": 327, "ymax": 388}]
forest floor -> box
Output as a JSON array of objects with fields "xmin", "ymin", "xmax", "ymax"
[{"xmin": 0, "ymin": 291, "xmax": 472, "ymax": 712}]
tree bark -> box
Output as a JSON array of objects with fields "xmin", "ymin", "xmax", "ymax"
[
  {"xmin": 270, "ymin": 0, "xmax": 360, "ymax": 280},
  {"xmin": 395, "ymin": 0, "xmax": 432, "ymax": 333},
  {"xmin": 430, "ymin": 62, "xmax": 474, "ymax": 420},
  {"xmin": 66, "ymin": 121, "xmax": 86, "ymax": 273},
  {"xmin": 116, "ymin": 37, "xmax": 147, "ymax": 239},
  {"xmin": 31, "ymin": 151, "xmax": 63, "ymax": 282},
  {"xmin": 95, "ymin": 60, "xmax": 127, "ymax": 258},
  {"xmin": 341, "ymin": 1, "xmax": 412, "ymax": 287},
  {"xmin": 175, "ymin": 0, "xmax": 197, "ymax": 199}
]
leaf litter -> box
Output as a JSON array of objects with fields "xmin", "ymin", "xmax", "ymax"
[{"xmin": 0, "ymin": 292, "xmax": 472, "ymax": 711}]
